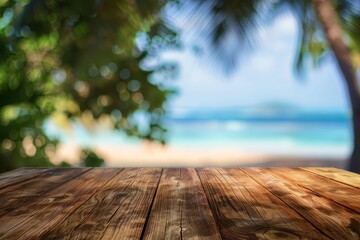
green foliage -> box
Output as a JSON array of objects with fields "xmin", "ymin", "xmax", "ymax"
[
  {"xmin": 80, "ymin": 149, "xmax": 104, "ymax": 167},
  {"xmin": 0, "ymin": 0, "xmax": 177, "ymax": 172},
  {"xmin": 336, "ymin": 1, "xmax": 360, "ymax": 68},
  {"xmin": 179, "ymin": 0, "xmax": 359, "ymax": 73},
  {"xmin": 57, "ymin": 161, "xmax": 72, "ymax": 168}
]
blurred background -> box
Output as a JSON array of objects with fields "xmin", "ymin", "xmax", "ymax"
[{"xmin": 0, "ymin": 0, "xmax": 359, "ymax": 173}]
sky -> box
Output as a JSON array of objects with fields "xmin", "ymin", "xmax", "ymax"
[{"xmin": 158, "ymin": 11, "xmax": 351, "ymax": 113}]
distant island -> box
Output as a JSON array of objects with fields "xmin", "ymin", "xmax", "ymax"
[{"xmin": 167, "ymin": 102, "xmax": 350, "ymax": 122}]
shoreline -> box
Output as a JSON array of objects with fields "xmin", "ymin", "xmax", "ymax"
[{"xmin": 52, "ymin": 141, "xmax": 349, "ymax": 169}]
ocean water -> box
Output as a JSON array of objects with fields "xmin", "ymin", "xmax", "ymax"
[
  {"xmin": 162, "ymin": 108, "xmax": 353, "ymax": 158},
  {"xmin": 46, "ymin": 108, "xmax": 353, "ymax": 159}
]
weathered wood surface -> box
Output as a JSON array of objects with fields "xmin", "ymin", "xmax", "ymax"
[
  {"xmin": 197, "ymin": 168, "xmax": 329, "ymax": 239},
  {"xmin": 143, "ymin": 168, "xmax": 222, "ymax": 239},
  {"xmin": 0, "ymin": 167, "xmax": 359, "ymax": 239},
  {"xmin": 302, "ymin": 167, "xmax": 360, "ymax": 189}
]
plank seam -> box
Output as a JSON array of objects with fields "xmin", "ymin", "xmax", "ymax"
[
  {"xmin": 0, "ymin": 167, "xmax": 24, "ymax": 177},
  {"xmin": 195, "ymin": 169, "xmax": 223, "ymax": 240},
  {"xmin": 0, "ymin": 168, "xmax": 52, "ymax": 190},
  {"xmin": 0, "ymin": 168, "xmax": 93, "ymax": 219},
  {"xmin": 300, "ymin": 185, "xmax": 360, "ymax": 215},
  {"xmin": 221, "ymin": 168, "xmax": 269, "ymax": 227},
  {"xmin": 215, "ymin": 168, "xmax": 261, "ymax": 226},
  {"xmin": 38, "ymin": 168, "xmax": 123, "ymax": 239},
  {"xmin": 240, "ymin": 169, "xmax": 335, "ymax": 240},
  {"xmin": 139, "ymin": 168, "xmax": 163, "ymax": 240},
  {"xmin": 179, "ymin": 169, "xmax": 183, "ymax": 240},
  {"xmin": 97, "ymin": 195, "xmax": 132, "ymax": 240},
  {"xmin": 272, "ymin": 169, "xmax": 360, "ymax": 215},
  {"xmin": 0, "ymin": 168, "xmax": 95, "ymax": 235},
  {"xmin": 46, "ymin": 168, "xmax": 126, "ymax": 239},
  {"xmin": 98, "ymin": 170, "xmax": 143, "ymax": 240},
  {"xmin": 301, "ymin": 168, "xmax": 360, "ymax": 190}
]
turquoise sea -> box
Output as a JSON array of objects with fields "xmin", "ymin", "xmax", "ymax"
[
  {"xmin": 162, "ymin": 108, "xmax": 352, "ymax": 158},
  {"xmin": 46, "ymin": 107, "xmax": 353, "ymax": 159},
  {"xmin": 166, "ymin": 109, "xmax": 350, "ymax": 143}
]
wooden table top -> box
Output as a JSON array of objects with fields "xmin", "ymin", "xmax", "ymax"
[{"xmin": 0, "ymin": 167, "xmax": 359, "ymax": 239}]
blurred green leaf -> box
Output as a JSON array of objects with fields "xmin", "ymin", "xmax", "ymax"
[
  {"xmin": 0, "ymin": 0, "xmax": 178, "ymax": 172},
  {"xmin": 80, "ymin": 149, "xmax": 104, "ymax": 167}
]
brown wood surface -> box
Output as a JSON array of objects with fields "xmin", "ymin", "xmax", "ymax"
[
  {"xmin": 0, "ymin": 168, "xmax": 50, "ymax": 189},
  {"xmin": 0, "ymin": 168, "xmax": 119, "ymax": 239},
  {"xmin": 244, "ymin": 168, "xmax": 360, "ymax": 239},
  {"xmin": 0, "ymin": 168, "xmax": 89, "ymax": 217},
  {"xmin": 266, "ymin": 168, "xmax": 360, "ymax": 214},
  {"xmin": 43, "ymin": 168, "xmax": 162, "ymax": 240},
  {"xmin": 302, "ymin": 167, "xmax": 360, "ymax": 189},
  {"xmin": 0, "ymin": 167, "xmax": 359, "ymax": 239},
  {"xmin": 143, "ymin": 168, "xmax": 221, "ymax": 240},
  {"xmin": 197, "ymin": 168, "xmax": 329, "ymax": 239}
]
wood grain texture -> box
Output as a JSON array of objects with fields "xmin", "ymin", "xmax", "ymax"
[
  {"xmin": 302, "ymin": 167, "xmax": 360, "ymax": 189},
  {"xmin": 0, "ymin": 168, "xmax": 119, "ymax": 239},
  {"xmin": 0, "ymin": 167, "xmax": 359, "ymax": 240},
  {"xmin": 0, "ymin": 168, "xmax": 89, "ymax": 217},
  {"xmin": 43, "ymin": 168, "xmax": 161, "ymax": 240},
  {"xmin": 244, "ymin": 168, "xmax": 360, "ymax": 239},
  {"xmin": 0, "ymin": 167, "xmax": 50, "ymax": 189},
  {"xmin": 266, "ymin": 168, "xmax": 360, "ymax": 214},
  {"xmin": 197, "ymin": 168, "xmax": 328, "ymax": 239},
  {"xmin": 143, "ymin": 168, "xmax": 221, "ymax": 240}
]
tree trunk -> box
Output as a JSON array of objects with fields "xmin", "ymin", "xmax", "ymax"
[{"xmin": 312, "ymin": 0, "xmax": 360, "ymax": 173}]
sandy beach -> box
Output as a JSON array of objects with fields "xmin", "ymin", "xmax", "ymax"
[{"xmin": 51, "ymin": 141, "xmax": 349, "ymax": 169}]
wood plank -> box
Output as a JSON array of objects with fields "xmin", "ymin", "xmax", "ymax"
[
  {"xmin": 244, "ymin": 168, "xmax": 360, "ymax": 239},
  {"xmin": 0, "ymin": 168, "xmax": 120, "ymax": 239},
  {"xmin": 143, "ymin": 168, "xmax": 221, "ymax": 240},
  {"xmin": 0, "ymin": 168, "xmax": 50, "ymax": 189},
  {"xmin": 302, "ymin": 167, "xmax": 360, "ymax": 189},
  {"xmin": 197, "ymin": 168, "xmax": 329, "ymax": 239},
  {"xmin": 42, "ymin": 168, "xmax": 162, "ymax": 240},
  {"xmin": 0, "ymin": 168, "xmax": 90, "ymax": 217},
  {"xmin": 1, "ymin": 167, "xmax": 358, "ymax": 239},
  {"xmin": 267, "ymin": 168, "xmax": 360, "ymax": 214}
]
